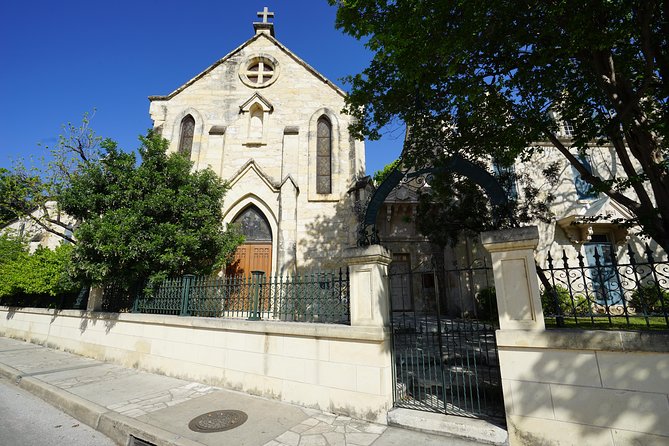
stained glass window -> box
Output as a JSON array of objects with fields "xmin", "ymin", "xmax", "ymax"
[
  {"xmin": 316, "ymin": 117, "xmax": 332, "ymax": 194},
  {"xmin": 232, "ymin": 206, "xmax": 272, "ymax": 241},
  {"xmin": 178, "ymin": 115, "xmax": 195, "ymax": 158}
]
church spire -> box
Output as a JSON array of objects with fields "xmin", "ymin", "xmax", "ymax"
[{"xmin": 253, "ymin": 6, "xmax": 275, "ymax": 37}]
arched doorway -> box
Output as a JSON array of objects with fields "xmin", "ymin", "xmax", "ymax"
[{"xmin": 226, "ymin": 205, "xmax": 272, "ymax": 277}]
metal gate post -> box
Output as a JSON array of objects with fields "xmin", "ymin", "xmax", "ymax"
[
  {"xmin": 180, "ymin": 275, "xmax": 194, "ymax": 316},
  {"xmin": 248, "ymin": 271, "xmax": 264, "ymax": 320}
]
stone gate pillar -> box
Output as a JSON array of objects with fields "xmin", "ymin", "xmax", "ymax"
[
  {"xmin": 344, "ymin": 245, "xmax": 392, "ymax": 327},
  {"xmin": 87, "ymin": 287, "xmax": 104, "ymax": 312},
  {"xmin": 481, "ymin": 226, "xmax": 545, "ymax": 330}
]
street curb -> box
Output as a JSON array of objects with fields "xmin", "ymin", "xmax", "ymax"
[
  {"xmin": 0, "ymin": 360, "xmax": 205, "ymax": 446},
  {"xmin": 17, "ymin": 375, "xmax": 107, "ymax": 430},
  {"xmin": 98, "ymin": 411, "xmax": 205, "ymax": 446},
  {"xmin": 0, "ymin": 362, "xmax": 22, "ymax": 382},
  {"xmin": 388, "ymin": 408, "xmax": 509, "ymax": 445}
]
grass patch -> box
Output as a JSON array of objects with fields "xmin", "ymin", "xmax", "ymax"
[{"xmin": 545, "ymin": 316, "xmax": 669, "ymax": 331}]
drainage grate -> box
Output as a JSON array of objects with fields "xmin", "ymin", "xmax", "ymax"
[
  {"xmin": 188, "ymin": 410, "xmax": 248, "ymax": 433},
  {"xmin": 129, "ymin": 435, "xmax": 158, "ymax": 446}
]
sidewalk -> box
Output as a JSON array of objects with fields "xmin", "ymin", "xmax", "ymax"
[{"xmin": 0, "ymin": 336, "xmax": 495, "ymax": 446}]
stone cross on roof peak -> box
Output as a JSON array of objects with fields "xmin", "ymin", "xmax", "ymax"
[
  {"xmin": 253, "ymin": 6, "xmax": 276, "ymax": 37},
  {"xmin": 257, "ymin": 7, "xmax": 274, "ymax": 24}
]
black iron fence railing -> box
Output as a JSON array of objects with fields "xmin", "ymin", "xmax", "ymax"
[
  {"xmin": 102, "ymin": 269, "xmax": 350, "ymax": 325},
  {"xmin": 540, "ymin": 244, "xmax": 669, "ymax": 330}
]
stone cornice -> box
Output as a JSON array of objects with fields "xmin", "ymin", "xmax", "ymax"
[{"xmin": 496, "ymin": 329, "xmax": 669, "ymax": 353}]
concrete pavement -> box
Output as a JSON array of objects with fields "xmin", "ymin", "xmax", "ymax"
[{"xmin": 0, "ymin": 336, "xmax": 501, "ymax": 445}]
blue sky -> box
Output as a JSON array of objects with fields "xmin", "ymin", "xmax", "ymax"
[{"xmin": 0, "ymin": 1, "xmax": 403, "ymax": 176}]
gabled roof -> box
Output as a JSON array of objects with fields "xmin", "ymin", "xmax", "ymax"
[
  {"xmin": 148, "ymin": 33, "xmax": 347, "ymax": 102},
  {"xmin": 557, "ymin": 196, "xmax": 635, "ymax": 244}
]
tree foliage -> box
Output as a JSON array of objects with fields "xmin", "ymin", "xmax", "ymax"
[
  {"xmin": 59, "ymin": 131, "xmax": 244, "ymax": 290},
  {"xmin": 372, "ymin": 154, "xmax": 556, "ymax": 247},
  {"xmin": 330, "ymin": 1, "xmax": 669, "ymax": 252},
  {"xmin": 0, "ymin": 236, "xmax": 78, "ymax": 301},
  {"xmin": 372, "ymin": 159, "xmax": 401, "ymax": 185},
  {"xmin": 0, "ymin": 113, "xmax": 101, "ymax": 243}
]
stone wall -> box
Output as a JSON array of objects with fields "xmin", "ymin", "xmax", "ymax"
[
  {"xmin": 497, "ymin": 330, "xmax": 669, "ymax": 446},
  {"xmin": 483, "ymin": 227, "xmax": 669, "ymax": 446},
  {"xmin": 0, "ymin": 309, "xmax": 392, "ymax": 423},
  {"xmin": 0, "ymin": 245, "xmax": 394, "ymax": 424}
]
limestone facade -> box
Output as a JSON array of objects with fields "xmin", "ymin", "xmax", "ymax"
[{"xmin": 148, "ymin": 23, "xmax": 365, "ymax": 275}]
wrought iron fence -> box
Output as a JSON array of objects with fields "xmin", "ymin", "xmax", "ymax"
[
  {"xmin": 540, "ymin": 244, "xmax": 669, "ymax": 330},
  {"xmin": 130, "ymin": 269, "xmax": 350, "ymax": 325}
]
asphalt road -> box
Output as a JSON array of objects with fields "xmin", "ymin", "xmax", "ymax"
[{"xmin": 0, "ymin": 377, "xmax": 116, "ymax": 446}]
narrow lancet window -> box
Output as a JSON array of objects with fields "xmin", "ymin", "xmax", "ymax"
[
  {"xmin": 178, "ymin": 115, "xmax": 195, "ymax": 158},
  {"xmin": 316, "ymin": 117, "xmax": 332, "ymax": 194}
]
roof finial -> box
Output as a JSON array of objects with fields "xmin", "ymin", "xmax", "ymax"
[{"xmin": 253, "ymin": 6, "xmax": 275, "ymax": 37}]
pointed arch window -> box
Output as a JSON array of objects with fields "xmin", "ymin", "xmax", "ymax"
[
  {"xmin": 316, "ymin": 116, "xmax": 332, "ymax": 194},
  {"xmin": 178, "ymin": 115, "xmax": 195, "ymax": 158},
  {"xmin": 233, "ymin": 205, "xmax": 272, "ymax": 242}
]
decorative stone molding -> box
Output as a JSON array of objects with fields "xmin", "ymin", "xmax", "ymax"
[
  {"xmin": 238, "ymin": 54, "xmax": 280, "ymax": 89},
  {"xmin": 208, "ymin": 125, "xmax": 226, "ymax": 135},
  {"xmin": 481, "ymin": 226, "xmax": 545, "ymax": 330}
]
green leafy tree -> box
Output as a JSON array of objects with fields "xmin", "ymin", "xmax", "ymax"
[
  {"xmin": 330, "ymin": 1, "xmax": 669, "ymax": 253},
  {"xmin": 59, "ymin": 131, "xmax": 244, "ymax": 291},
  {"xmin": 0, "ymin": 169, "xmax": 19, "ymax": 226},
  {"xmin": 0, "ymin": 236, "xmax": 78, "ymax": 302},
  {"xmin": 372, "ymin": 159, "xmax": 401, "ymax": 185},
  {"xmin": 372, "ymin": 156, "xmax": 555, "ymax": 248},
  {"xmin": 0, "ymin": 113, "xmax": 101, "ymax": 243}
]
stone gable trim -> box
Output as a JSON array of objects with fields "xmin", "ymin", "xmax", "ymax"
[
  {"xmin": 280, "ymin": 174, "xmax": 299, "ymax": 193},
  {"xmin": 239, "ymin": 93, "xmax": 274, "ymax": 113},
  {"xmin": 228, "ymin": 159, "xmax": 280, "ymax": 192},
  {"xmin": 148, "ymin": 34, "xmax": 346, "ymax": 102}
]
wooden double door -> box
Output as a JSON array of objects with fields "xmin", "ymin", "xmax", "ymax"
[
  {"xmin": 227, "ymin": 242, "xmax": 272, "ymax": 277},
  {"xmin": 226, "ymin": 205, "xmax": 273, "ymax": 277}
]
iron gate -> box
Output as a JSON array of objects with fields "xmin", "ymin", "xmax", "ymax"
[{"xmin": 388, "ymin": 261, "xmax": 505, "ymax": 421}]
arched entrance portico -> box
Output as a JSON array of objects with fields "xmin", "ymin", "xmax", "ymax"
[{"xmin": 227, "ymin": 205, "xmax": 273, "ymax": 277}]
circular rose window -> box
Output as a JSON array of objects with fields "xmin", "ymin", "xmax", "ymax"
[{"xmin": 239, "ymin": 55, "xmax": 279, "ymax": 88}]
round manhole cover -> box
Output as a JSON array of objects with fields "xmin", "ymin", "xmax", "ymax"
[{"xmin": 188, "ymin": 410, "xmax": 248, "ymax": 433}]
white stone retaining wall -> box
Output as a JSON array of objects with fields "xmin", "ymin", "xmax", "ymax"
[
  {"xmin": 0, "ymin": 308, "xmax": 393, "ymax": 423},
  {"xmin": 483, "ymin": 227, "xmax": 669, "ymax": 446},
  {"xmin": 497, "ymin": 330, "xmax": 669, "ymax": 446}
]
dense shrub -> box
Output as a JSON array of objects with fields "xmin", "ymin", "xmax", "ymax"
[
  {"xmin": 0, "ymin": 236, "xmax": 80, "ymax": 307},
  {"xmin": 629, "ymin": 284, "xmax": 669, "ymax": 314},
  {"xmin": 541, "ymin": 285, "xmax": 589, "ymax": 317}
]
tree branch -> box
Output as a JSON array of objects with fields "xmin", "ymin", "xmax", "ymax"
[{"xmin": 25, "ymin": 213, "xmax": 77, "ymax": 245}]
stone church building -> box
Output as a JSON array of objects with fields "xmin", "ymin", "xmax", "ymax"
[{"xmin": 148, "ymin": 10, "xmax": 365, "ymax": 276}]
